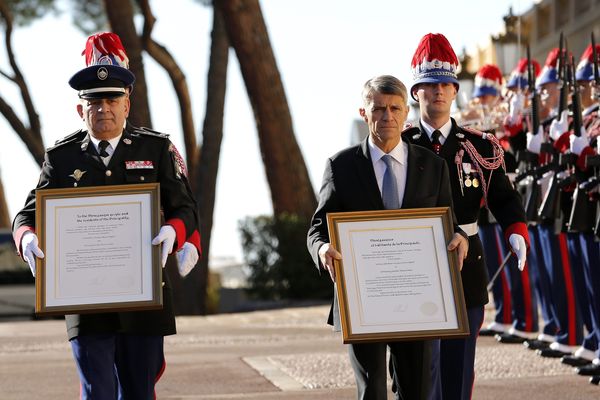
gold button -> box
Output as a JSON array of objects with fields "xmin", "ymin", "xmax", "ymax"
[
  {"xmin": 105, "ymin": 170, "xmax": 112, "ymax": 177},
  {"xmin": 140, "ymin": 176, "xmax": 145, "ymax": 181}
]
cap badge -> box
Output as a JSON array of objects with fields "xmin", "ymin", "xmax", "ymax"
[
  {"xmin": 97, "ymin": 67, "xmax": 108, "ymax": 80},
  {"xmin": 69, "ymin": 169, "xmax": 86, "ymax": 182}
]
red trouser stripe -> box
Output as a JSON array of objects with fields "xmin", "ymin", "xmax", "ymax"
[
  {"xmin": 558, "ymin": 233, "xmax": 577, "ymax": 346},
  {"xmin": 494, "ymin": 228, "xmax": 512, "ymax": 324}
]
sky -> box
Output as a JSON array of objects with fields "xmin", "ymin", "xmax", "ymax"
[{"xmin": 0, "ymin": 0, "xmax": 537, "ymax": 265}]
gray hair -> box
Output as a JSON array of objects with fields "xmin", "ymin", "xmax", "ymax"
[{"xmin": 362, "ymin": 75, "xmax": 408, "ymax": 105}]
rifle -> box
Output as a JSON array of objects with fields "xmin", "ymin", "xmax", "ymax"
[
  {"xmin": 593, "ymin": 33, "xmax": 600, "ymax": 95},
  {"xmin": 527, "ymin": 45, "xmax": 541, "ymax": 136},
  {"xmin": 557, "ymin": 33, "xmax": 569, "ymax": 114},
  {"xmin": 567, "ymin": 54, "xmax": 594, "ymax": 232},
  {"xmin": 523, "ymin": 45, "xmax": 544, "ymax": 221}
]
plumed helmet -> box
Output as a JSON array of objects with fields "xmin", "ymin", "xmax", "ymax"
[
  {"xmin": 472, "ymin": 64, "xmax": 503, "ymax": 98},
  {"xmin": 68, "ymin": 32, "xmax": 136, "ymax": 99},
  {"xmin": 506, "ymin": 58, "xmax": 540, "ymax": 90},
  {"xmin": 410, "ymin": 33, "xmax": 459, "ymax": 101},
  {"xmin": 575, "ymin": 43, "xmax": 600, "ymax": 82},
  {"xmin": 536, "ymin": 48, "xmax": 561, "ymax": 87}
]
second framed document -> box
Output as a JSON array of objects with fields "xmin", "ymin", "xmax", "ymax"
[
  {"xmin": 327, "ymin": 207, "xmax": 469, "ymax": 344},
  {"xmin": 35, "ymin": 183, "xmax": 162, "ymax": 316}
]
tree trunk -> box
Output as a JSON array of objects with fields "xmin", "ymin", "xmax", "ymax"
[
  {"xmin": 181, "ymin": 5, "xmax": 230, "ymax": 315},
  {"xmin": 0, "ymin": 172, "xmax": 10, "ymax": 229},
  {"xmin": 216, "ymin": 0, "xmax": 316, "ymax": 220},
  {"xmin": 103, "ymin": 0, "xmax": 152, "ymax": 128},
  {"xmin": 137, "ymin": 0, "xmax": 198, "ymax": 177},
  {"xmin": 0, "ymin": 0, "xmax": 45, "ymax": 165}
]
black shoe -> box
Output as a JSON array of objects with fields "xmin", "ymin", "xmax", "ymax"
[
  {"xmin": 480, "ymin": 328, "xmax": 503, "ymax": 337},
  {"xmin": 536, "ymin": 348, "xmax": 570, "ymax": 358},
  {"xmin": 524, "ymin": 339, "xmax": 551, "ymax": 351},
  {"xmin": 590, "ymin": 375, "xmax": 600, "ymax": 385},
  {"xmin": 577, "ymin": 364, "xmax": 600, "ymax": 376},
  {"xmin": 495, "ymin": 333, "xmax": 527, "ymax": 344},
  {"xmin": 561, "ymin": 355, "xmax": 593, "ymax": 367}
]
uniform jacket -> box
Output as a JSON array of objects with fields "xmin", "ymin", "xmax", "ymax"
[
  {"xmin": 307, "ymin": 137, "xmax": 459, "ymax": 325},
  {"xmin": 403, "ymin": 119, "xmax": 528, "ymax": 307},
  {"xmin": 12, "ymin": 126, "xmax": 198, "ymax": 339}
]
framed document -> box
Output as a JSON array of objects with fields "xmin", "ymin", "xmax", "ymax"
[
  {"xmin": 327, "ymin": 207, "xmax": 468, "ymax": 344},
  {"xmin": 35, "ymin": 183, "xmax": 162, "ymax": 315}
]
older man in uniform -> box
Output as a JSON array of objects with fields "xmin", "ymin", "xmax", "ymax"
[
  {"xmin": 12, "ymin": 32, "xmax": 199, "ymax": 399},
  {"xmin": 403, "ymin": 33, "xmax": 529, "ymax": 400}
]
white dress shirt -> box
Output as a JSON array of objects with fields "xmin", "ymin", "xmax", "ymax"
[
  {"xmin": 368, "ymin": 138, "xmax": 408, "ymax": 207},
  {"xmin": 420, "ymin": 118, "xmax": 452, "ymax": 145},
  {"xmin": 90, "ymin": 134, "xmax": 121, "ymax": 166}
]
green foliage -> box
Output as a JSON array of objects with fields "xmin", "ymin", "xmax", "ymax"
[
  {"xmin": 4, "ymin": 0, "xmax": 58, "ymax": 26},
  {"xmin": 239, "ymin": 213, "xmax": 331, "ymax": 301},
  {"xmin": 68, "ymin": 0, "xmax": 107, "ymax": 35}
]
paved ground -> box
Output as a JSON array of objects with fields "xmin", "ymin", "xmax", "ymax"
[{"xmin": 0, "ymin": 304, "xmax": 599, "ymax": 399}]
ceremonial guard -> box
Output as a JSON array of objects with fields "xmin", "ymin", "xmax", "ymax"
[
  {"xmin": 566, "ymin": 41, "xmax": 600, "ymax": 383},
  {"xmin": 12, "ymin": 32, "xmax": 200, "ymax": 399},
  {"xmin": 503, "ymin": 56, "xmax": 562, "ymax": 351},
  {"xmin": 526, "ymin": 47, "xmax": 584, "ymax": 359},
  {"xmin": 404, "ymin": 33, "xmax": 529, "ymax": 400},
  {"xmin": 466, "ymin": 64, "xmax": 539, "ymax": 343}
]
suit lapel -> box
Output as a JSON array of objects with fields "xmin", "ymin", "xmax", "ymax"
[
  {"xmin": 356, "ymin": 139, "xmax": 384, "ymax": 208},
  {"xmin": 80, "ymin": 133, "xmax": 106, "ymax": 171},
  {"xmin": 402, "ymin": 142, "xmax": 424, "ymax": 208},
  {"xmin": 106, "ymin": 130, "xmax": 133, "ymax": 169}
]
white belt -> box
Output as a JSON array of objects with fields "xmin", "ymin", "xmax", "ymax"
[{"xmin": 459, "ymin": 222, "xmax": 479, "ymax": 237}]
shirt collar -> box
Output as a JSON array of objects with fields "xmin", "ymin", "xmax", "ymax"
[
  {"xmin": 420, "ymin": 118, "xmax": 452, "ymax": 141},
  {"xmin": 89, "ymin": 133, "xmax": 123, "ymax": 151},
  {"xmin": 368, "ymin": 136, "xmax": 405, "ymax": 164}
]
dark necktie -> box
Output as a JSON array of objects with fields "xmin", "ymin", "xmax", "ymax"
[
  {"xmin": 98, "ymin": 140, "xmax": 110, "ymax": 158},
  {"xmin": 381, "ymin": 155, "xmax": 400, "ymax": 209},
  {"xmin": 431, "ymin": 130, "xmax": 442, "ymax": 155}
]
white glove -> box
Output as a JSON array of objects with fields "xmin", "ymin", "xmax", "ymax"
[
  {"xmin": 526, "ymin": 125, "xmax": 545, "ymax": 154},
  {"xmin": 176, "ymin": 242, "xmax": 199, "ymax": 277},
  {"xmin": 509, "ymin": 233, "xmax": 527, "ymax": 271},
  {"xmin": 549, "ymin": 110, "xmax": 569, "ymax": 141},
  {"xmin": 508, "ymin": 92, "xmax": 524, "ymax": 125},
  {"xmin": 569, "ymin": 126, "xmax": 590, "ymax": 156},
  {"xmin": 152, "ymin": 225, "xmax": 176, "ymax": 268},
  {"xmin": 21, "ymin": 232, "xmax": 44, "ymax": 277}
]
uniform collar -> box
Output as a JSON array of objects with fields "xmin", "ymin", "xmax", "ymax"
[{"xmin": 420, "ymin": 118, "xmax": 452, "ymax": 141}]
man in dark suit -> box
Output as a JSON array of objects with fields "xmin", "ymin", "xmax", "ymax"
[
  {"xmin": 12, "ymin": 32, "xmax": 200, "ymax": 399},
  {"xmin": 307, "ymin": 74, "xmax": 468, "ymax": 400},
  {"xmin": 404, "ymin": 33, "xmax": 529, "ymax": 400}
]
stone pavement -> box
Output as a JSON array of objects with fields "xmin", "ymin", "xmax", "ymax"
[{"xmin": 0, "ymin": 305, "xmax": 598, "ymax": 399}]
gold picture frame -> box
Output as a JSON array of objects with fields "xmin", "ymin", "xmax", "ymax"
[
  {"xmin": 35, "ymin": 183, "xmax": 162, "ymax": 315},
  {"xmin": 327, "ymin": 207, "xmax": 469, "ymax": 344}
]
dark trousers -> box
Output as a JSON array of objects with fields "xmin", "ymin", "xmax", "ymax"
[
  {"xmin": 538, "ymin": 226, "xmax": 582, "ymax": 346},
  {"xmin": 566, "ymin": 232, "xmax": 598, "ymax": 351},
  {"xmin": 70, "ymin": 334, "xmax": 165, "ymax": 400},
  {"xmin": 528, "ymin": 226, "xmax": 558, "ymax": 337},
  {"xmin": 479, "ymin": 225, "xmax": 538, "ymax": 332},
  {"xmin": 479, "ymin": 224, "xmax": 512, "ymax": 326},
  {"xmin": 440, "ymin": 306, "xmax": 485, "ymax": 400},
  {"xmin": 352, "ymin": 340, "xmax": 439, "ymax": 400}
]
